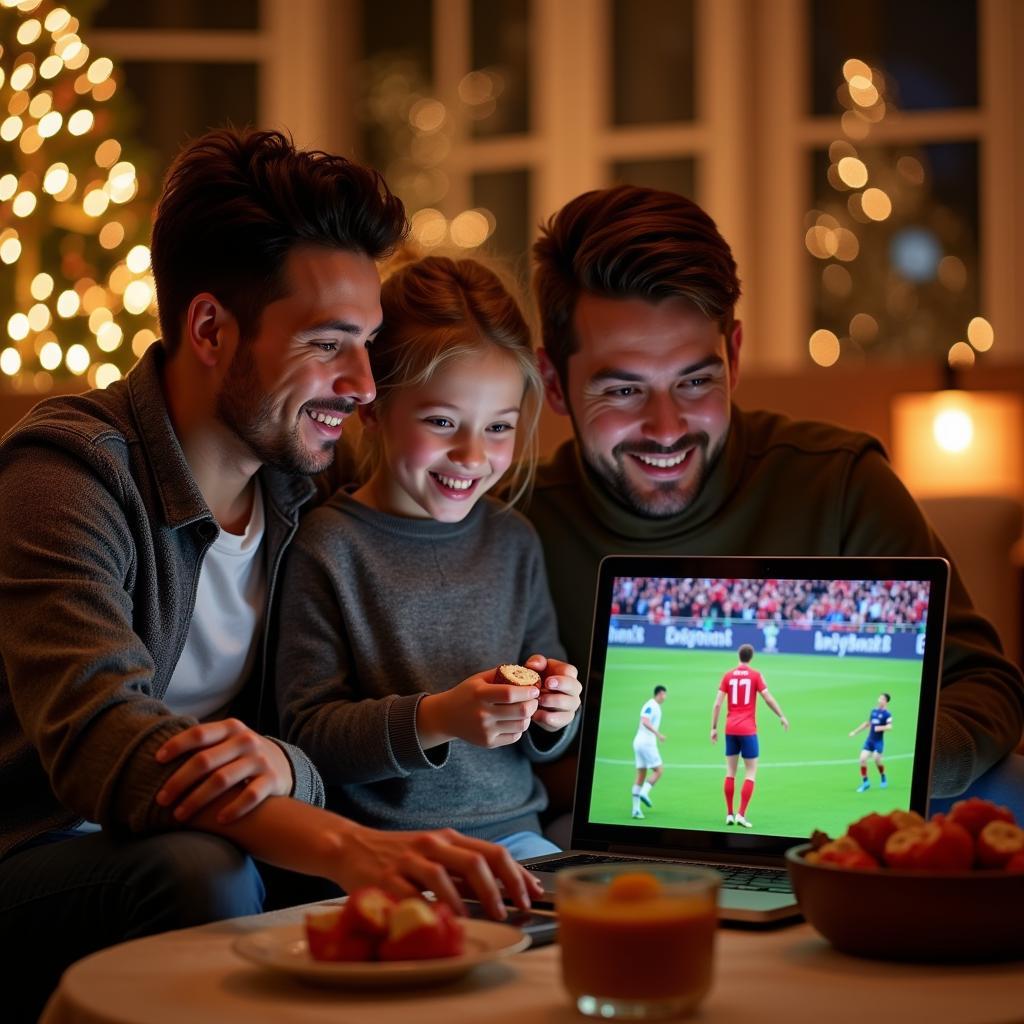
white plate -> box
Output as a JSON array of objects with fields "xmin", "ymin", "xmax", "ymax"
[{"xmin": 232, "ymin": 918, "xmax": 531, "ymax": 988}]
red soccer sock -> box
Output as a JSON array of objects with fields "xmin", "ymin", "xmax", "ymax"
[
  {"xmin": 724, "ymin": 777, "xmax": 735, "ymax": 814},
  {"xmin": 860, "ymin": 765, "xmax": 868, "ymax": 779},
  {"xmin": 877, "ymin": 763, "xmax": 886, "ymax": 777},
  {"xmin": 739, "ymin": 779, "xmax": 755, "ymax": 815}
]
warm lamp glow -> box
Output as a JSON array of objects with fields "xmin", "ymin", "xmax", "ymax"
[
  {"xmin": 891, "ymin": 392, "xmax": 1024, "ymax": 498},
  {"xmin": 932, "ymin": 409, "xmax": 972, "ymax": 453}
]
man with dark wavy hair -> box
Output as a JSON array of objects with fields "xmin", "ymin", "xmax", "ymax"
[
  {"xmin": 525, "ymin": 184, "xmax": 1023, "ymax": 820},
  {"xmin": 0, "ymin": 128, "xmax": 535, "ymax": 1019}
]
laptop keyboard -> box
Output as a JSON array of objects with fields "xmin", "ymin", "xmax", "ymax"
[{"xmin": 532, "ymin": 853, "xmax": 793, "ymax": 894}]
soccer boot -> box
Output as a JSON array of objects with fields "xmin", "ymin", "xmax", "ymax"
[
  {"xmin": 856, "ymin": 780, "xmax": 870, "ymax": 793},
  {"xmin": 735, "ymin": 814, "xmax": 753, "ymax": 828}
]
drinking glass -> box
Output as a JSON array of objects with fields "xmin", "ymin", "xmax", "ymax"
[{"xmin": 557, "ymin": 863, "xmax": 720, "ymax": 1019}]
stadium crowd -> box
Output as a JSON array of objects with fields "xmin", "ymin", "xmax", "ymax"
[{"xmin": 610, "ymin": 577, "xmax": 930, "ymax": 628}]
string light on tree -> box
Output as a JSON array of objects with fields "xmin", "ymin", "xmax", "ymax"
[
  {"xmin": 0, "ymin": 0, "xmax": 157, "ymax": 392},
  {"xmin": 362, "ymin": 56, "xmax": 499, "ymax": 257},
  {"xmin": 806, "ymin": 56, "xmax": 986, "ymax": 369}
]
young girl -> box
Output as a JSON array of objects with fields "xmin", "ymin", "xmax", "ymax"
[{"xmin": 275, "ymin": 255, "xmax": 581, "ymax": 861}]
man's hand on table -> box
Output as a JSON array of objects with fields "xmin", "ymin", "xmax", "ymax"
[
  {"xmin": 153, "ymin": 722, "xmax": 541, "ymax": 923},
  {"xmin": 335, "ymin": 823, "xmax": 544, "ymax": 921},
  {"xmin": 155, "ymin": 718, "xmax": 294, "ymax": 824}
]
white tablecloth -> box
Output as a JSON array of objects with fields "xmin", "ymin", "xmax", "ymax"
[{"xmin": 41, "ymin": 903, "xmax": 1024, "ymax": 1024}]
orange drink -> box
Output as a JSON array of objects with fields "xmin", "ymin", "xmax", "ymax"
[{"xmin": 557, "ymin": 865, "xmax": 719, "ymax": 1019}]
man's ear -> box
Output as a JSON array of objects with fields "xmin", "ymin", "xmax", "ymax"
[
  {"xmin": 538, "ymin": 348, "xmax": 569, "ymax": 416},
  {"xmin": 727, "ymin": 320, "xmax": 743, "ymax": 392},
  {"xmin": 184, "ymin": 293, "xmax": 236, "ymax": 369}
]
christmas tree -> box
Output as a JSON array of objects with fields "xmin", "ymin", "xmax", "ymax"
[
  {"xmin": 0, "ymin": 0, "xmax": 158, "ymax": 394},
  {"xmin": 806, "ymin": 57, "xmax": 989, "ymax": 369}
]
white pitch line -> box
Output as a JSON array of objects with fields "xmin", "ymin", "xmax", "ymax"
[{"xmin": 597, "ymin": 752, "xmax": 914, "ymax": 770}]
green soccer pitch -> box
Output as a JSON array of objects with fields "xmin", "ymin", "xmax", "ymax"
[{"xmin": 588, "ymin": 645, "xmax": 923, "ymax": 839}]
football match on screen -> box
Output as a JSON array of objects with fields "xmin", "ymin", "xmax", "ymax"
[{"xmin": 590, "ymin": 576, "xmax": 929, "ymax": 839}]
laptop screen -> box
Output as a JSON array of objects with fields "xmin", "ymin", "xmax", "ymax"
[{"xmin": 572, "ymin": 556, "xmax": 949, "ymax": 859}]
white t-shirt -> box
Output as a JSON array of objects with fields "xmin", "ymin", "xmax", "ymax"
[
  {"xmin": 165, "ymin": 483, "xmax": 267, "ymax": 720},
  {"xmin": 634, "ymin": 699, "xmax": 662, "ymax": 746}
]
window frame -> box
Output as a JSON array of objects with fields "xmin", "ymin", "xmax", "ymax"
[{"xmin": 91, "ymin": 0, "xmax": 1023, "ymax": 370}]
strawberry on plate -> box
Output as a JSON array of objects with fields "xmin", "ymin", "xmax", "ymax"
[
  {"xmin": 378, "ymin": 898, "xmax": 464, "ymax": 961},
  {"xmin": 339, "ymin": 886, "xmax": 396, "ymax": 939},
  {"xmin": 304, "ymin": 907, "xmax": 376, "ymax": 962}
]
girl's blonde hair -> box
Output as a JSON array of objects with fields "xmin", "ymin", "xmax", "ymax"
[{"xmin": 360, "ymin": 254, "xmax": 543, "ymax": 507}]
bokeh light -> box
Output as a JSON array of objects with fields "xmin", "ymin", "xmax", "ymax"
[
  {"xmin": 95, "ymin": 363, "xmax": 121, "ymax": 388},
  {"xmin": 967, "ymin": 316, "xmax": 994, "ymax": 352},
  {"xmin": 809, "ymin": 329, "xmax": 841, "ymax": 367},
  {"xmin": 65, "ymin": 343, "xmax": 90, "ymax": 374}
]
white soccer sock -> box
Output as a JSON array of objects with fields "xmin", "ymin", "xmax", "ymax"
[
  {"xmin": 631, "ymin": 785, "xmax": 641, "ymax": 796},
  {"xmin": 632, "ymin": 795, "xmax": 641, "ymax": 813},
  {"xmin": 640, "ymin": 781, "xmax": 652, "ymax": 798}
]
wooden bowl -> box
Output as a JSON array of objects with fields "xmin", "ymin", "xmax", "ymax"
[{"xmin": 785, "ymin": 843, "xmax": 1024, "ymax": 962}]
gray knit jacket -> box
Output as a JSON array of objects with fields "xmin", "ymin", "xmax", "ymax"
[
  {"xmin": 275, "ymin": 490, "xmax": 579, "ymax": 840},
  {"xmin": 0, "ymin": 344, "xmax": 324, "ymax": 858}
]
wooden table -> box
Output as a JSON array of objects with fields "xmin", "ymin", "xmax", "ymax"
[{"xmin": 40, "ymin": 903, "xmax": 1024, "ymax": 1024}]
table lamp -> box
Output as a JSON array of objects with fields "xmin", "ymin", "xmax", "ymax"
[{"xmin": 890, "ymin": 390, "xmax": 1024, "ymax": 498}]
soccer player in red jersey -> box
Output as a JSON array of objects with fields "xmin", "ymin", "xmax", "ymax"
[{"xmin": 710, "ymin": 644, "xmax": 789, "ymax": 828}]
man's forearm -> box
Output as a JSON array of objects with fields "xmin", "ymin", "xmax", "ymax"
[{"xmin": 191, "ymin": 791, "xmax": 352, "ymax": 881}]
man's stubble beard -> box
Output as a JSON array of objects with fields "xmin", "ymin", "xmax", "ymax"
[
  {"xmin": 597, "ymin": 436, "xmax": 711, "ymax": 518},
  {"xmin": 215, "ymin": 342, "xmax": 341, "ymax": 476},
  {"xmin": 567, "ymin": 406, "xmax": 725, "ymax": 519}
]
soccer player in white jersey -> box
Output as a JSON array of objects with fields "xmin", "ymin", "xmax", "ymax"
[{"xmin": 631, "ymin": 685, "xmax": 667, "ymax": 818}]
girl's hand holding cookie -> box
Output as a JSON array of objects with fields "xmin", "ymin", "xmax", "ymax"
[
  {"xmin": 416, "ymin": 671, "xmax": 540, "ymax": 749},
  {"xmin": 523, "ymin": 653, "xmax": 582, "ymax": 733}
]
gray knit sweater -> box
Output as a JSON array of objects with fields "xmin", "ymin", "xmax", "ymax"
[{"xmin": 275, "ymin": 491, "xmax": 578, "ymax": 840}]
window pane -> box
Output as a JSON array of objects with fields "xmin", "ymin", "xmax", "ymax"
[
  {"xmin": 94, "ymin": 0, "xmax": 259, "ymax": 30},
  {"xmin": 612, "ymin": 157, "xmax": 697, "ymax": 199},
  {"xmin": 470, "ymin": 0, "xmax": 530, "ymax": 137},
  {"xmin": 120, "ymin": 63, "xmax": 259, "ymax": 175},
  {"xmin": 612, "ymin": 0, "xmax": 695, "ymax": 125},
  {"xmin": 359, "ymin": 0, "xmax": 434, "ymax": 177},
  {"xmin": 807, "ymin": 141, "xmax": 979, "ymax": 364},
  {"xmin": 361, "ymin": 0, "xmax": 433, "ymax": 80},
  {"xmin": 811, "ymin": 0, "xmax": 978, "ymax": 114},
  {"xmin": 472, "ymin": 169, "xmax": 530, "ymax": 274}
]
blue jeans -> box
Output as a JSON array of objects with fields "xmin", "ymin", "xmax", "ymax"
[
  {"xmin": 497, "ymin": 830, "xmax": 561, "ymax": 861},
  {"xmin": 930, "ymin": 751, "xmax": 1024, "ymax": 820},
  {"xmin": 0, "ymin": 829, "xmax": 265, "ymax": 1023}
]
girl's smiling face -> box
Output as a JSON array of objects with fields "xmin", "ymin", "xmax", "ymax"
[{"xmin": 362, "ymin": 345, "xmax": 525, "ymax": 522}]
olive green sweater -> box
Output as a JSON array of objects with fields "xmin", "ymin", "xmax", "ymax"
[{"xmin": 520, "ymin": 408, "xmax": 1024, "ymax": 799}]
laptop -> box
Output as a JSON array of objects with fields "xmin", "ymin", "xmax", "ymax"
[{"xmin": 526, "ymin": 555, "xmax": 949, "ymax": 923}]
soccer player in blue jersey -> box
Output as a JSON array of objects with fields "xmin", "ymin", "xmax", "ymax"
[
  {"xmin": 631, "ymin": 685, "xmax": 667, "ymax": 818},
  {"xmin": 849, "ymin": 692, "xmax": 892, "ymax": 791}
]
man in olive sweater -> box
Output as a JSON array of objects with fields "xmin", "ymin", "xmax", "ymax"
[{"xmin": 523, "ymin": 185, "xmax": 1024, "ymax": 812}]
